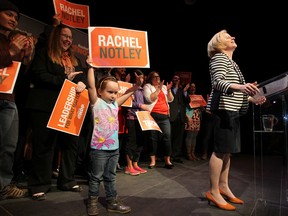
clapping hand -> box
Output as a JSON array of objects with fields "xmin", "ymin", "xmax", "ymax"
[
  {"xmin": 9, "ymin": 34, "xmax": 29, "ymax": 57},
  {"xmin": 23, "ymin": 36, "xmax": 35, "ymax": 60},
  {"xmin": 184, "ymin": 83, "xmax": 190, "ymax": 92},
  {"xmin": 166, "ymin": 80, "xmax": 173, "ymax": 91},
  {"xmin": 134, "ymin": 72, "xmax": 142, "ymax": 87}
]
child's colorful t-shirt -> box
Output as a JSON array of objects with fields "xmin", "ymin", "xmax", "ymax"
[{"xmin": 90, "ymin": 98, "xmax": 119, "ymax": 150}]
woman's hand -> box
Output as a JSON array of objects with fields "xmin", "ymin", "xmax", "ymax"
[
  {"xmin": 23, "ymin": 36, "xmax": 35, "ymax": 62},
  {"xmin": 125, "ymin": 73, "xmax": 131, "ymax": 82},
  {"xmin": 184, "ymin": 83, "xmax": 190, "ymax": 92},
  {"xmin": 140, "ymin": 104, "xmax": 150, "ymax": 112},
  {"xmin": 9, "ymin": 34, "xmax": 28, "ymax": 57},
  {"xmin": 166, "ymin": 81, "xmax": 173, "ymax": 91},
  {"xmin": 76, "ymin": 81, "xmax": 86, "ymax": 93},
  {"xmin": 67, "ymin": 71, "xmax": 83, "ymax": 81},
  {"xmin": 134, "ymin": 72, "xmax": 142, "ymax": 87},
  {"xmin": 249, "ymin": 96, "xmax": 266, "ymax": 105},
  {"xmin": 239, "ymin": 82, "xmax": 259, "ymax": 96},
  {"xmin": 52, "ymin": 13, "xmax": 62, "ymax": 27}
]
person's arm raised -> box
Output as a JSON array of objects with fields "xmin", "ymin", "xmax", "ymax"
[
  {"xmin": 116, "ymin": 72, "xmax": 140, "ymax": 106},
  {"xmin": 86, "ymin": 56, "xmax": 98, "ymax": 104}
]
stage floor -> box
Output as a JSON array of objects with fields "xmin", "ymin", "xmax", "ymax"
[{"xmin": 1, "ymin": 154, "xmax": 288, "ymax": 216}]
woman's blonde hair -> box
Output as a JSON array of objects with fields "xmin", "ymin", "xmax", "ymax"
[{"xmin": 207, "ymin": 29, "xmax": 227, "ymax": 58}]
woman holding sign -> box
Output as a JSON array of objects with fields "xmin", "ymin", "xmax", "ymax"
[{"xmin": 26, "ymin": 24, "xmax": 86, "ymax": 200}]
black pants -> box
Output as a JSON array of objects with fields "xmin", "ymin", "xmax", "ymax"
[
  {"xmin": 28, "ymin": 111, "xmax": 78, "ymax": 195},
  {"xmin": 170, "ymin": 114, "xmax": 185, "ymax": 158}
]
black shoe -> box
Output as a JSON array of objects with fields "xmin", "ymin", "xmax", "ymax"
[
  {"xmin": 148, "ymin": 164, "xmax": 155, "ymax": 169},
  {"xmin": 58, "ymin": 185, "xmax": 83, "ymax": 192},
  {"xmin": 164, "ymin": 164, "xmax": 174, "ymax": 169},
  {"xmin": 71, "ymin": 185, "xmax": 83, "ymax": 192},
  {"xmin": 116, "ymin": 164, "xmax": 123, "ymax": 172},
  {"xmin": 31, "ymin": 193, "xmax": 46, "ymax": 201}
]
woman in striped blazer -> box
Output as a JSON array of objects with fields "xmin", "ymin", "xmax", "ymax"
[{"xmin": 205, "ymin": 29, "xmax": 266, "ymax": 211}]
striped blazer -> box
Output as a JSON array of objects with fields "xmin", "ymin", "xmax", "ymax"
[{"xmin": 206, "ymin": 53, "xmax": 249, "ymax": 114}]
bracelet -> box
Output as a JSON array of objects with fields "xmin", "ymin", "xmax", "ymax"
[
  {"xmin": 86, "ymin": 62, "xmax": 94, "ymax": 69},
  {"xmin": 87, "ymin": 65, "xmax": 93, "ymax": 69}
]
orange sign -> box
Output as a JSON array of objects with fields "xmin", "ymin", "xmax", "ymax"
[
  {"xmin": 136, "ymin": 111, "xmax": 162, "ymax": 132},
  {"xmin": 189, "ymin": 95, "xmax": 207, "ymax": 108},
  {"xmin": 47, "ymin": 79, "xmax": 90, "ymax": 136},
  {"xmin": 53, "ymin": 0, "xmax": 90, "ymax": 29},
  {"xmin": 0, "ymin": 61, "xmax": 21, "ymax": 94},
  {"xmin": 88, "ymin": 27, "xmax": 150, "ymax": 68},
  {"xmin": 117, "ymin": 81, "xmax": 133, "ymax": 107}
]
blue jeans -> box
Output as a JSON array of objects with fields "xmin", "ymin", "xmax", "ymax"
[
  {"xmin": 88, "ymin": 149, "xmax": 119, "ymax": 200},
  {"xmin": 149, "ymin": 114, "xmax": 172, "ymax": 156},
  {"xmin": 0, "ymin": 100, "xmax": 18, "ymax": 190}
]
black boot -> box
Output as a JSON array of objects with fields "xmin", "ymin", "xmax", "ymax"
[
  {"xmin": 87, "ymin": 196, "xmax": 98, "ymax": 216},
  {"xmin": 107, "ymin": 197, "xmax": 131, "ymax": 214}
]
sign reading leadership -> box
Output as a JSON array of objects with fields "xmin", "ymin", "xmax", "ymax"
[{"xmin": 47, "ymin": 79, "xmax": 89, "ymax": 136}]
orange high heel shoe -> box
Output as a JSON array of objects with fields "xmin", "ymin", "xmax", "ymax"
[
  {"xmin": 206, "ymin": 191, "xmax": 236, "ymax": 211},
  {"xmin": 219, "ymin": 188, "xmax": 244, "ymax": 204}
]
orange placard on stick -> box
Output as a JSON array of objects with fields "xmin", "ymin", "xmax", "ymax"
[
  {"xmin": 88, "ymin": 27, "xmax": 150, "ymax": 68},
  {"xmin": 47, "ymin": 79, "xmax": 90, "ymax": 136},
  {"xmin": 117, "ymin": 81, "xmax": 133, "ymax": 107},
  {"xmin": 136, "ymin": 111, "xmax": 162, "ymax": 132},
  {"xmin": 53, "ymin": 0, "xmax": 90, "ymax": 29},
  {"xmin": 0, "ymin": 61, "xmax": 21, "ymax": 94},
  {"xmin": 189, "ymin": 95, "xmax": 207, "ymax": 108}
]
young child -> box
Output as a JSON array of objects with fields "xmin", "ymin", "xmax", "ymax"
[{"xmin": 86, "ymin": 58, "xmax": 141, "ymax": 216}]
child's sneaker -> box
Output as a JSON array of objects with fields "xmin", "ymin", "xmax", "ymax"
[
  {"xmin": 124, "ymin": 167, "xmax": 140, "ymax": 176},
  {"xmin": 107, "ymin": 197, "xmax": 131, "ymax": 213},
  {"xmin": 133, "ymin": 166, "xmax": 147, "ymax": 174}
]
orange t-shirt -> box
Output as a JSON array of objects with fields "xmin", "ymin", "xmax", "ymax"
[{"xmin": 151, "ymin": 91, "xmax": 169, "ymax": 115}]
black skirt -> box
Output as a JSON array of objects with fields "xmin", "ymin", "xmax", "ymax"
[{"xmin": 211, "ymin": 110, "xmax": 241, "ymax": 153}]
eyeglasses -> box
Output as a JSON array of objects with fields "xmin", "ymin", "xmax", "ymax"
[{"xmin": 60, "ymin": 34, "xmax": 73, "ymax": 40}]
